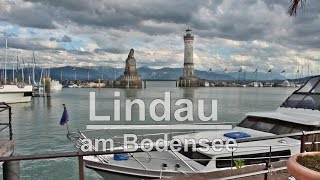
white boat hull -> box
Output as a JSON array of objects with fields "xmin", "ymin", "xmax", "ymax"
[
  {"xmin": 0, "ymin": 85, "xmax": 33, "ymax": 103},
  {"xmin": 50, "ymin": 80, "xmax": 63, "ymax": 91},
  {"xmin": 84, "ymin": 158, "xmax": 187, "ymax": 180}
]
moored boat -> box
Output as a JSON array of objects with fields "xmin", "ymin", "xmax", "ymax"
[
  {"xmin": 74, "ymin": 76, "xmax": 320, "ymax": 179},
  {"xmin": 0, "ymin": 84, "xmax": 33, "ymax": 103},
  {"xmin": 50, "ymin": 80, "xmax": 63, "ymax": 91}
]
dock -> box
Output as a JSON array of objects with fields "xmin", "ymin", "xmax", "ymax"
[
  {"xmin": 0, "ymin": 102, "xmax": 14, "ymax": 157},
  {"xmin": 0, "ymin": 102, "xmax": 17, "ymax": 180}
]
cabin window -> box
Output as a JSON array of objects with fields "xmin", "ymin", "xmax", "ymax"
[
  {"xmin": 237, "ymin": 116, "xmax": 315, "ymax": 138},
  {"xmin": 312, "ymin": 82, "xmax": 320, "ymax": 93},
  {"xmin": 269, "ymin": 123, "xmax": 293, "ymax": 134},
  {"xmin": 216, "ymin": 150, "xmax": 291, "ymax": 168},
  {"xmin": 282, "ymin": 94, "xmax": 320, "ymax": 110},
  {"xmin": 24, "ymin": 92, "xmax": 33, "ymax": 97},
  {"xmin": 252, "ymin": 120, "xmax": 275, "ymax": 132},
  {"xmin": 281, "ymin": 76, "xmax": 320, "ymax": 109},
  {"xmin": 178, "ymin": 148, "xmax": 211, "ymax": 166},
  {"xmin": 298, "ymin": 77, "xmax": 320, "ymax": 93},
  {"xmin": 282, "ymin": 94, "xmax": 306, "ymax": 108}
]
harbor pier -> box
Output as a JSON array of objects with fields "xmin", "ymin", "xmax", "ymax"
[
  {"xmin": 0, "ymin": 103, "xmax": 16, "ymax": 180},
  {"xmin": 114, "ymin": 49, "xmax": 143, "ymax": 88}
]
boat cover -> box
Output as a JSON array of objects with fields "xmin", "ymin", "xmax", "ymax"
[
  {"xmin": 113, "ymin": 153, "xmax": 129, "ymax": 161},
  {"xmin": 224, "ymin": 132, "xmax": 251, "ymax": 139}
]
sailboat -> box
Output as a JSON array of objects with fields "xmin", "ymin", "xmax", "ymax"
[{"xmin": 0, "ymin": 38, "xmax": 33, "ymax": 103}]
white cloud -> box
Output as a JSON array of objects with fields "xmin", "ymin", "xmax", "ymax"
[{"xmin": 0, "ymin": 0, "xmax": 319, "ymax": 78}]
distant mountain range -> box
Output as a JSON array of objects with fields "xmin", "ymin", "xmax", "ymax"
[{"xmin": 1, "ymin": 66, "xmax": 286, "ymax": 81}]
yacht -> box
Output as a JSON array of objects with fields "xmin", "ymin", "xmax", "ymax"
[
  {"xmin": 252, "ymin": 81, "xmax": 263, "ymax": 87},
  {"xmin": 50, "ymin": 80, "xmax": 63, "ymax": 91},
  {"xmin": 0, "ymin": 84, "xmax": 33, "ymax": 103},
  {"xmin": 74, "ymin": 76, "xmax": 320, "ymax": 179},
  {"xmin": 0, "ymin": 38, "xmax": 33, "ymax": 104}
]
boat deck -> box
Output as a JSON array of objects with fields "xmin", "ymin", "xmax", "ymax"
[
  {"xmin": 88, "ymin": 150, "xmax": 200, "ymax": 172},
  {"xmin": 169, "ymin": 160, "xmax": 289, "ymax": 180}
]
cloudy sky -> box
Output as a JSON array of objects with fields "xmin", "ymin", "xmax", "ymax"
[{"xmin": 0, "ymin": 0, "xmax": 320, "ymax": 76}]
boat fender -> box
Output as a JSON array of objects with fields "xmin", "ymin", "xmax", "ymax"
[
  {"xmin": 17, "ymin": 83, "xmax": 25, "ymax": 88},
  {"xmin": 113, "ymin": 153, "xmax": 129, "ymax": 161}
]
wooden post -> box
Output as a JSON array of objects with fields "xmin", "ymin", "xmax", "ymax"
[
  {"xmin": 300, "ymin": 131, "xmax": 306, "ymax": 153},
  {"xmin": 45, "ymin": 78, "xmax": 51, "ymax": 97},
  {"xmin": 231, "ymin": 150, "xmax": 233, "ymax": 170},
  {"xmin": 3, "ymin": 161, "xmax": 20, "ymax": 180},
  {"xmin": 8, "ymin": 107, "xmax": 12, "ymax": 140},
  {"xmin": 78, "ymin": 155, "xmax": 84, "ymax": 180}
]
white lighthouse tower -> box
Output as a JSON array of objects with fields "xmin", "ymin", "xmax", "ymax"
[
  {"xmin": 178, "ymin": 28, "xmax": 204, "ymax": 87},
  {"xmin": 183, "ymin": 28, "xmax": 194, "ymax": 77}
]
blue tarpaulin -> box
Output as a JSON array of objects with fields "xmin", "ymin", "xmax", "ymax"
[
  {"xmin": 224, "ymin": 132, "xmax": 251, "ymax": 139},
  {"xmin": 114, "ymin": 153, "xmax": 129, "ymax": 161}
]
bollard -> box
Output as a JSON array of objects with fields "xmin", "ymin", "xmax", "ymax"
[
  {"xmin": 45, "ymin": 78, "xmax": 51, "ymax": 97},
  {"xmin": 3, "ymin": 161, "xmax": 20, "ymax": 180},
  {"xmin": 144, "ymin": 81, "xmax": 146, "ymax": 88}
]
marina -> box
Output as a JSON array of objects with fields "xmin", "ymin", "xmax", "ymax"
[
  {"xmin": 0, "ymin": 0, "xmax": 320, "ymax": 179},
  {"xmin": 0, "ymin": 81, "xmax": 299, "ymax": 179}
]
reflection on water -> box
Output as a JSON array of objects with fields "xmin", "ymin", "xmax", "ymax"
[{"xmin": 0, "ymin": 81, "xmax": 296, "ymax": 179}]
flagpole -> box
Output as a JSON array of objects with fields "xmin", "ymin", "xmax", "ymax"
[
  {"xmin": 66, "ymin": 122, "xmax": 70, "ymax": 135},
  {"xmin": 61, "ymin": 104, "xmax": 71, "ymax": 138}
]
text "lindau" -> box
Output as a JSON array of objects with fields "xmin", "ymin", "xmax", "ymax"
[{"xmin": 89, "ymin": 91, "xmax": 217, "ymax": 122}]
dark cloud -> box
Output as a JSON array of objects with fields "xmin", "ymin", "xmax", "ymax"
[
  {"xmin": 50, "ymin": 35, "xmax": 72, "ymax": 42},
  {"xmin": 61, "ymin": 35, "xmax": 72, "ymax": 42},
  {"xmin": 94, "ymin": 48, "xmax": 126, "ymax": 54},
  {"xmin": 2, "ymin": 0, "xmax": 318, "ymax": 51},
  {"xmin": 0, "ymin": 0, "xmax": 319, "ymax": 71},
  {"xmin": 0, "ymin": 1, "xmax": 56, "ymax": 29},
  {"xmin": 0, "ymin": 36, "xmax": 63, "ymax": 51}
]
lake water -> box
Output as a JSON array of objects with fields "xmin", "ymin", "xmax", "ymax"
[{"xmin": 0, "ymin": 81, "xmax": 296, "ymax": 179}]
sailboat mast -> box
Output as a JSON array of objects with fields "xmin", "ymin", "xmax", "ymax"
[
  {"xmin": 32, "ymin": 50, "xmax": 35, "ymax": 84},
  {"xmin": 60, "ymin": 67, "xmax": 62, "ymax": 82},
  {"xmin": 16, "ymin": 53, "xmax": 19, "ymax": 82},
  {"xmin": 4, "ymin": 38, "xmax": 7, "ymax": 84},
  {"xmin": 21, "ymin": 57, "xmax": 25, "ymax": 83},
  {"xmin": 12, "ymin": 61, "xmax": 14, "ymax": 82},
  {"xmin": 87, "ymin": 67, "xmax": 89, "ymax": 81}
]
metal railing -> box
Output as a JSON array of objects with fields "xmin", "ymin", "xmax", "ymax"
[
  {"xmin": 0, "ymin": 102, "xmax": 13, "ymax": 140},
  {"xmin": 0, "ymin": 128, "xmax": 319, "ymax": 179}
]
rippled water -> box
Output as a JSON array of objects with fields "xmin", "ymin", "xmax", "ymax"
[{"xmin": 0, "ymin": 81, "xmax": 296, "ymax": 179}]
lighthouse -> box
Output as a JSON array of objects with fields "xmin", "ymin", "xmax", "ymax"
[
  {"xmin": 178, "ymin": 28, "xmax": 204, "ymax": 87},
  {"xmin": 183, "ymin": 28, "xmax": 194, "ymax": 77}
]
